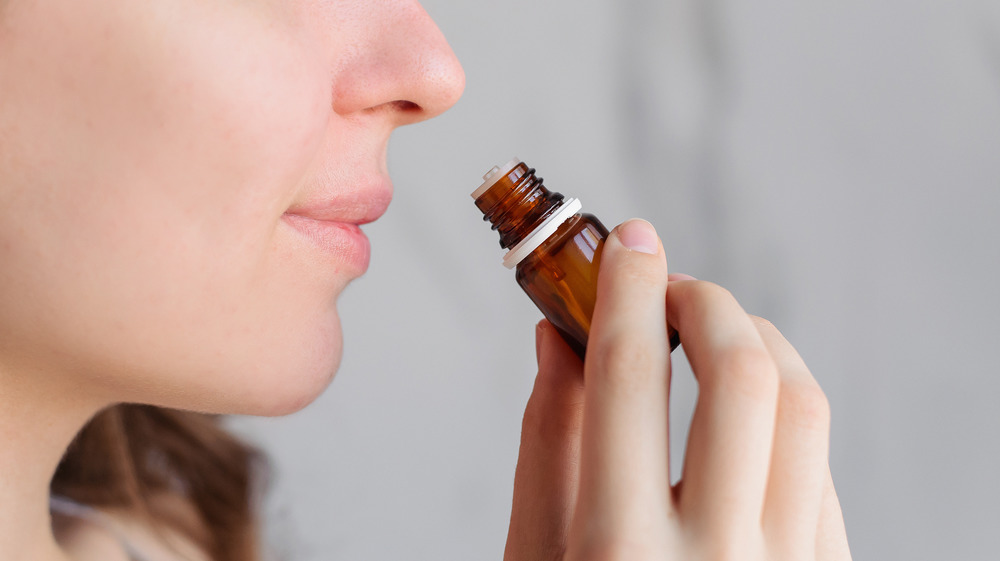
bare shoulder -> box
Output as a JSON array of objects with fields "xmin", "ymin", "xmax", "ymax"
[{"xmin": 54, "ymin": 493, "xmax": 211, "ymax": 561}]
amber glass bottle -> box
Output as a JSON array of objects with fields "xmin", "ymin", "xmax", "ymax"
[{"xmin": 471, "ymin": 158, "xmax": 608, "ymax": 359}]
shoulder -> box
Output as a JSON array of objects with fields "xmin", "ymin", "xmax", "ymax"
[
  {"xmin": 54, "ymin": 493, "xmax": 211, "ymax": 561},
  {"xmin": 53, "ymin": 510, "xmax": 133, "ymax": 561}
]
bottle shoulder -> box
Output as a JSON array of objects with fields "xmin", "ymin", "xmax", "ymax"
[
  {"xmin": 515, "ymin": 212, "xmax": 608, "ymax": 276},
  {"xmin": 577, "ymin": 212, "xmax": 607, "ymax": 230}
]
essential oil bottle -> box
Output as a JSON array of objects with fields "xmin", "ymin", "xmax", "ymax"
[{"xmin": 471, "ymin": 158, "xmax": 608, "ymax": 359}]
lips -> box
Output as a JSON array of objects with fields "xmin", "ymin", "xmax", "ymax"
[{"xmin": 282, "ymin": 178, "xmax": 393, "ymax": 274}]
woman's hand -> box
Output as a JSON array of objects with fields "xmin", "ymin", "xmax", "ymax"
[{"xmin": 504, "ymin": 219, "xmax": 851, "ymax": 561}]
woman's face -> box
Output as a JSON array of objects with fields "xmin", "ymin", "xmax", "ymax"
[{"xmin": 0, "ymin": 0, "xmax": 463, "ymax": 415}]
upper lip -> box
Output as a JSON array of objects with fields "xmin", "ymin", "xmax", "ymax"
[{"xmin": 283, "ymin": 177, "xmax": 393, "ymax": 225}]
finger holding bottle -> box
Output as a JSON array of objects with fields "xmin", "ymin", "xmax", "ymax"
[
  {"xmin": 504, "ymin": 320, "xmax": 584, "ymax": 561},
  {"xmin": 568, "ymin": 218, "xmax": 675, "ymax": 553},
  {"xmin": 664, "ymin": 283, "xmax": 851, "ymax": 560},
  {"xmin": 749, "ymin": 316, "xmax": 851, "ymax": 559},
  {"xmin": 665, "ymin": 280, "xmax": 781, "ymax": 543},
  {"xmin": 749, "ymin": 315, "xmax": 830, "ymax": 557},
  {"xmin": 504, "ymin": 216, "xmax": 851, "ymax": 561}
]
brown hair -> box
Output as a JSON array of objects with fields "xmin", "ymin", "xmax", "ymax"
[{"xmin": 52, "ymin": 404, "xmax": 267, "ymax": 561}]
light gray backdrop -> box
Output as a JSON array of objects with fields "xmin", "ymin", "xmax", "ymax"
[{"xmin": 230, "ymin": 1, "xmax": 1000, "ymax": 559}]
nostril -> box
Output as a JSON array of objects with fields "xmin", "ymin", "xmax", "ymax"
[
  {"xmin": 359, "ymin": 99, "xmax": 422, "ymax": 118},
  {"xmin": 386, "ymin": 99, "xmax": 426, "ymax": 124},
  {"xmin": 391, "ymin": 100, "xmax": 421, "ymax": 112}
]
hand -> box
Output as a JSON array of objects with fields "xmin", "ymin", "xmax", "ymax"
[{"xmin": 504, "ymin": 219, "xmax": 851, "ymax": 561}]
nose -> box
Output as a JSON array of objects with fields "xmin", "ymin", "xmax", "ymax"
[{"xmin": 328, "ymin": 1, "xmax": 465, "ymax": 126}]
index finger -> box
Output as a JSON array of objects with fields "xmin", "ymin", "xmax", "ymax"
[{"xmin": 573, "ymin": 219, "xmax": 674, "ymax": 538}]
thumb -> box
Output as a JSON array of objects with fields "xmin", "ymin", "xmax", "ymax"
[{"xmin": 504, "ymin": 320, "xmax": 585, "ymax": 561}]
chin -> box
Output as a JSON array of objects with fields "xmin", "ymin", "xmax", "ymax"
[
  {"xmin": 241, "ymin": 301, "xmax": 348, "ymax": 417},
  {"xmin": 246, "ymin": 342, "xmax": 343, "ymax": 418},
  {"xmin": 174, "ymin": 319, "xmax": 346, "ymax": 418}
]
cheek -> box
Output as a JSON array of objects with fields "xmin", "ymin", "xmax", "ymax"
[{"xmin": 0, "ymin": 1, "xmax": 343, "ymax": 412}]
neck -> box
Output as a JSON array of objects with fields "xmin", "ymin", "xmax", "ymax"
[{"xmin": 0, "ymin": 358, "xmax": 106, "ymax": 561}]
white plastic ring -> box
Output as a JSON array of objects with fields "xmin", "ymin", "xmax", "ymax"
[{"xmin": 502, "ymin": 198, "xmax": 582, "ymax": 269}]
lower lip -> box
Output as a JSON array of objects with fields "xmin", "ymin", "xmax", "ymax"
[{"xmin": 282, "ymin": 214, "xmax": 371, "ymax": 274}]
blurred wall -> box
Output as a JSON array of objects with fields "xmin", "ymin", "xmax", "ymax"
[{"xmin": 230, "ymin": 1, "xmax": 1000, "ymax": 559}]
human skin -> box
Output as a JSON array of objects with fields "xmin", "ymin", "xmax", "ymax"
[
  {"xmin": 504, "ymin": 220, "xmax": 852, "ymax": 560},
  {"xmin": 0, "ymin": 1, "xmax": 851, "ymax": 560},
  {"xmin": 0, "ymin": 0, "xmax": 462, "ymax": 559},
  {"xmin": 0, "ymin": 0, "xmax": 463, "ymax": 416}
]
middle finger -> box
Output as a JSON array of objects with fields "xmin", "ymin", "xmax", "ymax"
[{"xmin": 666, "ymin": 281, "xmax": 779, "ymax": 536}]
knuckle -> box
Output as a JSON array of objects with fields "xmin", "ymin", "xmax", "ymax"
[
  {"xmin": 604, "ymin": 242, "xmax": 668, "ymax": 289},
  {"xmin": 749, "ymin": 314, "xmax": 777, "ymax": 332},
  {"xmin": 703, "ymin": 546, "xmax": 737, "ymax": 561},
  {"xmin": 694, "ymin": 280, "xmax": 737, "ymax": 305},
  {"xmin": 701, "ymin": 542, "xmax": 754, "ymax": 561},
  {"xmin": 695, "ymin": 529, "xmax": 764, "ymax": 561},
  {"xmin": 778, "ymin": 380, "xmax": 832, "ymax": 431},
  {"xmin": 588, "ymin": 334, "xmax": 662, "ymax": 394},
  {"xmin": 613, "ymin": 260, "xmax": 667, "ymax": 291},
  {"xmin": 573, "ymin": 539, "xmax": 658, "ymax": 561},
  {"xmin": 702, "ymin": 346, "xmax": 779, "ymax": 403},
  {"xmin": 675, "ymin": 280, "xmax": 739, "ymax": 315}
]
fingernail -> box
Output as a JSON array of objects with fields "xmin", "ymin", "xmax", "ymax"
[
  {"xmin": 617, "ymin": 219, "xmax": 659, "ymax": 255},
  {"xmin": 670, "ymin": 273, "xmax": 698, "ymax": 282}
]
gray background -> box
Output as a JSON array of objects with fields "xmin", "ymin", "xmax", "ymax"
[{"xmin": 229, "ymin": 1, "xmax": 1000, "ymax": 559}]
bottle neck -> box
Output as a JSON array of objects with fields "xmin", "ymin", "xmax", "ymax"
[{"xmin": 473, "ymin": 163, "xmax": 566, "ymax": 250}]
